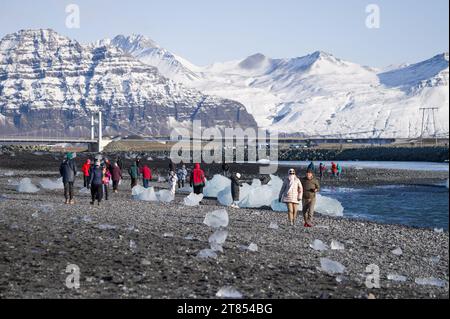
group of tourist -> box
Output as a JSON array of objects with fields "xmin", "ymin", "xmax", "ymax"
[{"xmin": 59, "ymin": 153, "xmax": 323, "ymax": 227}]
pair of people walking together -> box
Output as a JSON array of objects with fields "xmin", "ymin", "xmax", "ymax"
[{"xmin": 279, "ymin": 168, "xmax": 320, "ymax": 227}]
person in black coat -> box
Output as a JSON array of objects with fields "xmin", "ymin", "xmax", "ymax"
[
  {"xmin": 59, "ymin": 152, "xmax": 77, "ymax": 204},
  {"xmin": 89, "ymin": 161, "xmax": 104, "ymax": 205},
  {"xmin": 230, "ymin": 172, "xmax": 242, "ymax": 209}
]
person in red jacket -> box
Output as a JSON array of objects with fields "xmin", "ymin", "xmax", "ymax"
[
  {"xmin": 81, "ymin": 159, "xmax": 91, "ymax": 189},
  {"xmin": 190, "ymin": 163, "xmax": 206, "ymax": 195},
  {"xmin": 140, "ymin": 164, "xmax": 152, "ymax": 188}
]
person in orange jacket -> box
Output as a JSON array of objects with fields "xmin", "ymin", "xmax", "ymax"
[{"xmin": 81, "ymin": 159, "xmax": 91, "ymax": 189}]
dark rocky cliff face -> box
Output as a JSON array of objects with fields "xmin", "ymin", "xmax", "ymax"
[{"xmin": 0, "ymin": 29, "xmax": 257, "ymax": 137}]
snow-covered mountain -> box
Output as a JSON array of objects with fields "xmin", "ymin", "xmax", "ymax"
[
  {"xmin": 0, "ymin": 29, "xmax": 256, "ymax": 136},
  {"xmin": 111, "ymin": 34, "xmax": 449, "ymax": 138}
]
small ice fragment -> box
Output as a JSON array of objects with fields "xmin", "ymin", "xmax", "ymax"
[
  {"xmin": 184, "ymin": 235, "xmax": 194, "ymax": 240},
  {"xmin": 203, "ymin": 209, "xmax": 229, "ymax": 228},
  {"xmin": 32, "ymin": 212, "xmax": 39, "ymax": 218},
  {"xmin": 16, "ymin": 178, "xmax": 39, "ymax": 193},
  {"xmin": 391, "ymin": 247, "xmax": 403, "ymax": 256},
  {"xmin": 415, "ymin": 278, "xmax": 447, "ymax": 288},
  {"xmin": 310, "ymin": 239, "xmax": 328, "ymax": 251},
  {"xmin": 129, "ymin": 240, "xmax": 137, "ymax": 250},
  {"xmin": 330, "ymin": 240, "xmax": 345, "ymax": 250},
  {"xmin": 183, "ymin": 192, "xmax": 204, "ymax": 206},
  {"xmin": 429, "ymin": 256, "xmax": 441, "ymax": 263},
  {"xmin": 39, "ymin": 204, "xmax": 54, "ymax": 214},
  {"xmin": 209, "ymin": 230, "xmax": 228, "ymax": 245},
  {"xmin": 387, "ymin": 274, "xmax": 407, "ymax": 282},
  {"xmin": 141, "ymin": 259, "xmax": 151, "ymax": 266},
  {"xmin": 3, "ymin": 171, "xmax": 14, "ymax": 176},
  {"xmin": 82, "ymin": 216, "xmax": 92, "ymax": 223},
  {"xmin": 97, "ymin": 224, "xmax": 117, "ymax": 230},
  {"xmin": 210, "ymin": 243, "xmax": 224, "ymax": 252},
  {"xmin": 434, "ymin": 228, "xmax": 444, "ymax": 233},
  {"xmin": 39, "ymin": 178, "xmax": 64, "ymax": 190},
  {"xmin": 163, "ymin": 232, "xmax": 174, "ymax": 238},
  {"xmin": 197, "ymin": 248, "xmax": 217, "ymax": 259},
  {"xmin": 320, "ymin": 258, "xmax": 346, "ymax": 275},
  {"xmin": 216, "ymin": 286, "xmax": 243, "ymax": 298},
  {"xmin": 247, "ymin": 243, "xmax": 258, "ymax": 252},
  {"xmin": 269, "ymin": 222, "xmax": 279, "ymax": 230}
]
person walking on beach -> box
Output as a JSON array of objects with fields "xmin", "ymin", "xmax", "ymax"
[
  {"xmin": 230, "ymin": 172, "xmax": 242, "ymax": 209},
  {"xmin": 116, "ymin": 156, "xmax": 123, "ymax": 170},
  {"xmin": 337, "ymin": 163, "xmax": 342, "ymax": 179},
  {"xmin": 222, "ymin": 162, "xmax": 230, "ymax": 177},
  {"xmin": 190, "ymin": 163, "xmax": 206, "ymax": 195},
  {"xmin": 81, "ymin": 159, "xmax": 91, "ymax": 189},
  {"xmin": 169, "ymin": 171, "xmax": 178, "ymax": 196},
  {"xmin": 278, "ymin": 168, "xmax": 303, "ymax": 226},
  {"xmin": 307, "ymin": 161, "xmax": 315, "ymax": 173},
  {"xmin": 319, "ymin": 162, "xmax": 326, "ymax": 181},
  {"xmin": 111, "ymin": 162, "xmax": 122, "ymax": 193},
  {"xmin": 102, "ymin": 165, "xmax": 111, "ymax": 201},
  {"xmin": 176, "ymin": 165, "xmax": 188, "ymax": 188},
  {"xmin": 168, "ymin": 158, "xmax": 175, "ymax": 174},
  {"xmin": 331, "ymin": 162, "xmax": 338, "ymax": 178},
  {"xmin": 301, "ymin": 169, "xmax": 320, "ymax": 227},
  {"xmin": 60, "ymin": 152, "xmax": 77, "ymax": 205},
  {"xmin": 89, "ymin": 160, "xmax": 104, "ymax": 205},
  {"xmin": 140, "ymin": 164, "xmax": 152, "ymax": 188},
  {"xmin": 128, "ymin": 160, "xmax": 139, "ymax": 189}
]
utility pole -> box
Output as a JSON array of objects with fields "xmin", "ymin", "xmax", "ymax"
[
  {"xmin": 98, "ymin": 111, "xmax": 102, "ymax": 152},
  {"xmin": 419, "ymin": 107, "xmax": 439, "ymax": 146},
  {"xmin": 90, "ymin": 114, "xmax": 95, "ymax": 140}
]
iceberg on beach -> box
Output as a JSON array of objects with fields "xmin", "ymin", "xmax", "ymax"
[
  {"xmin": 391, "ymin": 247, "xmax": 403, "ymax": 256},
  {"xmin": 387, "ymin": 274, "xmax": 407, "ymax": 282},
  {"xmin": 132, "ymin": 185, "xmax": 158, "ymax": 201},
  {"xmin": 203, "ymin": 209, "xmax": 229, "ymax": 228},
  {"xmin": 16, "ymin": 178, "xmax": 39, "ymax": 193},
  {"xmin": 79, "ymin": 187, "xmax": 90, "ymax": 194},
  {"xmin": 315, "ymin": 194, "xmax": 344, "ymax": 217},
  {"xmin": 320, "ymin": 258, "xmax": 346, "ymax": 275},
  {"xmin": 310, "ymin": 239, "xmax": 328, "ymax": 251},
  {"xmin": 197, "ymin": 248, "xmax": 218, "ymax": 259},
  {"xmin": 415, "ymin": 277, "xmax": 447, "ymax": 288},
  {"xmin": 183, "ymin": 192, "xmax": 203, "ymax": 206},
  {"xmin": 330, "ymin": 240, "xmax": 345, "ymax": 250},
  {"xmin": 204, "ymin": 175, "xmax": 231, "ymax": 198},
  {"xmin": 39, "ymin": 178, "xmax": 64, "ymax": 190},
  {"xmin": 216, "ymin": 286, "xmax": 243, "ymax": 298}
]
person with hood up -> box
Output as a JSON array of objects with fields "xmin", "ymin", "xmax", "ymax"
[
  {"xmin": 278, "ymin": 168, "xmax": 303, "ymax": 226},
  {"xmin": 89, "ymin": 160, "xmax": 104, "ymax": 205},
  {"xmin": 168, "ymin": 171, "xmax": 178, "ymax": 195},
  {"xmin": 230, "ymin": 172, "xmax": 242, "ymax": 209},
  {"xmin": 60, "ymin": 152, "xmax": 77, "ymax": 204},
  {"xmin": 319, "ymin": 163, "xmax": 326, "ymax": 181},
  {"xmin": 190, "ymin": 163, "xmax": 206, "ymax": 195},
  {"xmin": 140, "ymin": 164, "xmax": 152, "ymax": 188},
  {"xmin": 176, "ymin": 165, "xmax": 188, "ymax": 188},
  {"xmin": 331, "ymin": 162, "xmax": 338, "ymax": 178},
  {"xmin": 128, "ymin": 160, "xmax": 139, "ymax": 188},
  {"xmin": 111, "ymin": 162, "xmax": 122, "ymax": 193},
  {"xmin": 81, "ymin": 159, "xmax": 91, "ymax": 189}
]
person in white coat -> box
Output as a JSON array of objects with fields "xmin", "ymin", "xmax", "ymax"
[{"xmin": 278, "ymin": 168, "xmax": 303, "ymax": 226}]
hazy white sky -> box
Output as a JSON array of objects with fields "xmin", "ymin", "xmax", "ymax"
[{"xmin": 1, "ymin": 0, "xmax": 448, "ymax": 67}]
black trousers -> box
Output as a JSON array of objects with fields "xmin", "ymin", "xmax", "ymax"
[
  {"xmin": 193, "ymin": 185, "xmax": 203, "ymax": 195},
  {"xmin": 103, "ymin": 184, "xmax": 109, "ymax": 200},
  {"xmin": 178, "ymin": 179, "xmax": 185, "ymax": 188},
  {"xmin": 112, "ymin": 180, "xmax": 119, "ymax": 191},
  {"xmin": 131, "ymin": 178, "xmax": 137, "ymax": 188},
  {"xmin": 91, "ymin": 184, "xmax": 103, "ymax": 203},
  {"xmin": 83, "ymin": 175, "xmax": 90, "ymax": 189},
  {"xmin": 64, "ymin": 182, "xmax": 74, "ymax": 200}
]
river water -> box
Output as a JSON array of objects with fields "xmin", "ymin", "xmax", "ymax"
[{"xmin": 321, "ymin": 184, "xmax": 449, "ymax": 230}]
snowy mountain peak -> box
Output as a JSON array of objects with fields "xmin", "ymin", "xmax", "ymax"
[
  {"xmin": 111, "ymin": 34, "xmax": 160, "ymax": 53},
  {"xmin": 238, "ymin": 53, "xmax": 270, "ymax": 70}
]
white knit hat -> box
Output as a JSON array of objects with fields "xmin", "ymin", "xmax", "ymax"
[{"xmin": 236, "ymin": 173, "xmax": 241, "ymax": 179}]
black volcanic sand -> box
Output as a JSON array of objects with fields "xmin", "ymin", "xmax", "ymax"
[{"xmin": 0, "ymin": 152, "xmax": 448, "ymax": 299}]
